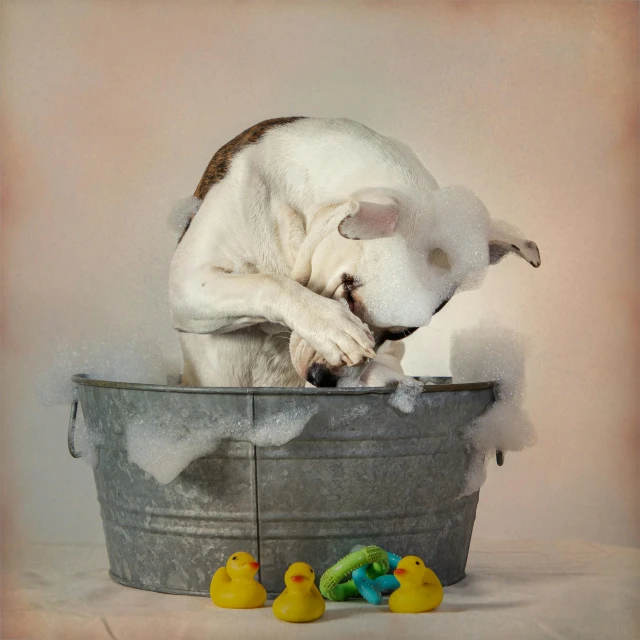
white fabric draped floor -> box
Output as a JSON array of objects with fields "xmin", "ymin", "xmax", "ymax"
[{"xmin": 3, "ymin": 539, "xmax": 638, "ymax": 640}]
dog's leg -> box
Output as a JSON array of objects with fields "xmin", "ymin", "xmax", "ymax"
[{"xmin": 170, "ymin": 269, "xmax": 376, "ymax": 368}]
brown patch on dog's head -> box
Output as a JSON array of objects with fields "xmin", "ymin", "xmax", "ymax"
[{"xmin": 177, "ymin": 117, "xmax": 305, "ymax": 243}]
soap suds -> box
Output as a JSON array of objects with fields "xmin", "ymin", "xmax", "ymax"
[
  {"xmin": 327, "ymin": 404, "xmax": 371, "ymax": 427},
  {"xmin": 336, "ymin": 360, "xmax": 425, "ymax": 413},
  {"xmin": 451, "ymin": 322, "xmax": 536, "ymax": 495},
  {"xmin": 251, "ymin": 402, "xmax": 319, "ymax": 447},
  {"xmin": 42, "ymin": 338, "xmax": 374, "ymax": 484},
  {"xmin": 126, "ymin": 417, "xmax": 224, "ymax": 485},
  {"xmin": 357, "ymin": 185, "xmax": 492, "ymax": 330},
  {"xmin": 168, "ymin": 195, "xmax": 202, "ymax": 233},
  {"xmin": 388, "ymin": 378, "xmax": 424, "ymax": 413},
  {"xmin": 72, "ymin": 399, "xmax": 318, "ymax": 484},
  {"xmin": 123, "ymin": 400, "xmax": 377, "ymax": 483},
  {"xmin": 36, "ymin": 335, "xmax": 171, "ymax": 407}
]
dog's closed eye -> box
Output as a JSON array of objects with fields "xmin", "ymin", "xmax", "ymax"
[{"xmin": 341, "ymin": 273, "xmax": 362, "ymax": 312}]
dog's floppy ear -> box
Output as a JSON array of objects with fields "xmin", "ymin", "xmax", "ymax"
[
  {"xmin": 338, "ymin": 190, "xmax": 399, "ymax": 241},
  {"xmin": 488, "ymin": 219, "xmax": 541, "ymax": 268}
]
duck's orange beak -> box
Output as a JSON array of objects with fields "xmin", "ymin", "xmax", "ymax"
[
  {"xmin": 248, "ymin": 562, "xmax": 260, "ymax": 570},
  {"xmin": 290, "ymin": 575, "xmax": 305, "ymax": 583},
  {"xmin": 394, "ymin": 568, "xmax": 407, "ymax": 576}
]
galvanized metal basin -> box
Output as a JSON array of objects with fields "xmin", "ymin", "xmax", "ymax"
[{"xmin": 70, "ymin": 375, "xmax": 495, "ymax": 597}]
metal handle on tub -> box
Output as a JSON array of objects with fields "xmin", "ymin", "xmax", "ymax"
[{"xmin": 68, "ymin": 393, "xmax": 81, "ymax": 458}]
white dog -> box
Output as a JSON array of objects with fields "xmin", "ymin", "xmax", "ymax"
[{"xmin": 169, "ymin": 117, "xmax": 540, "ymax": 388}]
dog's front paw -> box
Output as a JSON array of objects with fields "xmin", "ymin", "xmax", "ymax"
[
  {"xmin": 289, "ymin": 331, "xmax": 342, "ymax": 387},
  {"xmin": 290, "ymin": 295, "xmax": 375, "ymax": 368}
]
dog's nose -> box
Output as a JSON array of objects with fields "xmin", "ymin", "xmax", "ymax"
[{"xmin": 306, "ymin": 362, "xmax": 339, "ymax": 387}]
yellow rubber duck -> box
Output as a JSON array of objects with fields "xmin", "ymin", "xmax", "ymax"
[
  {"xmin": 389, "ymin": 555, "xmax": 443, "ymax": 614},
  {"xmin": 272, "ymin": 562, "xmax": 326, "ymax": 623},
  {"xmin": 210, "ymin": 552, "xmax": 267, "ymax": 609}
]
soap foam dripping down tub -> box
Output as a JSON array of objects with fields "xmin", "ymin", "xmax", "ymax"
[{"xmin": 451, "ymin": 321, "xmax": 536, "ymax": 496}]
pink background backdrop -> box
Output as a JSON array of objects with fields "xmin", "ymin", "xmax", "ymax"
[{"xmin": 1, "ymin": 1, "xmax": 638, "ymax": 549}]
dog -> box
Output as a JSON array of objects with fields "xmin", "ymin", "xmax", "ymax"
[{"xmin": 169, "ymin": 117, "xmax": 540, "ymax": 388}]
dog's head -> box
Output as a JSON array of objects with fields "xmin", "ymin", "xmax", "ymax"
[{"xmin": 290, "ymin": 185, "xmax": 540, "ymax": 385}]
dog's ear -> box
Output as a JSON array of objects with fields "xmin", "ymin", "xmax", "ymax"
[
  {"xmin": 488, "ymin": 219, "xmax": 541, "ymax": 268},
  {"xmin": 338, "ymin": 191, "xmax": 399, "ymax": 241}
]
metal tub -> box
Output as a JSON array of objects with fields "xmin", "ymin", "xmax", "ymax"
[{"xmin": 70, "ymin": 376, "xmax": 495, "ymax": 596}]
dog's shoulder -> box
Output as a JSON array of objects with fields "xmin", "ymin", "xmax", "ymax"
[
  {"xmin": 177, "ymin": 117, "xmax": 306, "ymax": 243},
  {"xmin": 194, "ymin": 117, "xmax": 306, "ymax": 199}
]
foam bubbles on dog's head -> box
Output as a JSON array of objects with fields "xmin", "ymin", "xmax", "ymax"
[
  {"xmin": 428, "ymin": 186, "xmax": 491, "ymax": 293},
  {"xmin": 428, "ymin": 186, "xmax": 490, "ymax": 284},
  {"xmin": 356, "ymin": 237, "xmax": 435, "ymax": 328},
  {"xmin": 353, "ymin": 186, "xmax": 491, "ymax": 330}
]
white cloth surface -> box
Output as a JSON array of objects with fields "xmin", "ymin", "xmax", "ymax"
[{"xmin": 2, "ymin": 539, "xmax": 638, "ymax": 640}]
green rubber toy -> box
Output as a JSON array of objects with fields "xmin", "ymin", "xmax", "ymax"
[{"xmin": 319, "ymin": 546, "xmax": 389, "ymax": 601}]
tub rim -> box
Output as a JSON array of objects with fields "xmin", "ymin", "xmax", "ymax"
[{"xmin": 71, "ymin": 374, "xmax": 495, "ymax": 396}]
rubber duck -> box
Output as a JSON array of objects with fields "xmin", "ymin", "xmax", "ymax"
[
  {"xmin": 273, "ymin": 562, "xmax": 326, "ymax": 623},
  {"xmin": 388, "ymin": 555, "xmax": 443, "ymax": 614},
  {"xmin": 210, "ymin": 552, "xmax": 267, "ymax": 609}
]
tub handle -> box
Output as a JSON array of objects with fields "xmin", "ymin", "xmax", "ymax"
[{"xmin": 68, "ymin": 394, "xmax": 81, "ymax": 458}]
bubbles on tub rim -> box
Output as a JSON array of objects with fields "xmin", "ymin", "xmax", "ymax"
[
  {"xmin": 35, "ymin": 334, "xmax": 181, "ymax": 407},
  {"xmin": 388, "ymin": 378, "xmax": 424, "ymax": 413}
]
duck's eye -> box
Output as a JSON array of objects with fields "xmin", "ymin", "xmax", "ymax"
[
  {"xmin": 232, "ymin": 556, "xmax": 237, "ymax": 560},
  {"xmin": 415, "ymin": 561, "xmax": 420, "ymax": 565},
  {"xmin": 310, "ymin": 569, "xmax": 314, "ymax": 573}
]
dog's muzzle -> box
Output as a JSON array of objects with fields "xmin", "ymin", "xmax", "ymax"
[{"xmin": 305, "ymin": 362, "xmax": 339, "ymax": 387}]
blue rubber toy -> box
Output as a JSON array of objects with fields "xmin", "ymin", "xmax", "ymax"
[{"xmin": 352, "ymin": 551, "xmax": 402, "ymax": 604}]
